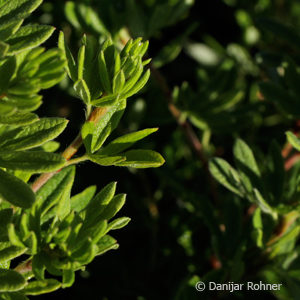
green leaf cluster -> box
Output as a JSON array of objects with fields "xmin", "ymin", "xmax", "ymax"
[{"xmin": 0, "ymin": 0, "xmax": 164, "ymax": 298}]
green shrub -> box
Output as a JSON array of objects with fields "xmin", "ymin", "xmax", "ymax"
[{"xmin": 0, "ymin": 0, "xmax": 163, "ymax": 298}]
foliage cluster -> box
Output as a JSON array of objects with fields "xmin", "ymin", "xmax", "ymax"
[{"xmin": 0, "ymin": 0, "xmax": 164, "ymax": 299}]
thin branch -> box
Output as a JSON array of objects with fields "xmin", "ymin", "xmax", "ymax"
[
  {"xmin": 285, "ymin": 153, "xmax": 300, "ymax": 171},
  {"xmin": 31, "ymin": 107, "xmax": 108, "ymax": 193},
  {"xmin": 266, "ymin": 211, "xmax": 299, "ymax": 247}
]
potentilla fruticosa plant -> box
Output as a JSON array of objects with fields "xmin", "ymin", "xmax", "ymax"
[{"xmin": 0, "ymin": 0, "xmax": 164, "ymax": 298}]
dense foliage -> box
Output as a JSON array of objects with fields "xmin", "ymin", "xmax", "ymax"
[
  {"xmin": 0, "ymin": 0, "xmax": 164, "ymax": 299},
  {"xmin": 1, "ymin": 0, "xmax": 300, "ymax": 299}
]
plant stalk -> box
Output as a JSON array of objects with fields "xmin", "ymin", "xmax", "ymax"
[{"xmin": 31, "ymin": 107, "xmax": 108, "ymax": 193}]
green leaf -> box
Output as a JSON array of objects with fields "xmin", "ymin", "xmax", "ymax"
[
  {"xmin": 3, "ymin": 94, "xmax": 42, "ymax": 111},
  {"xmin": 25, "ymin": 231, "xmax": 37, "ymax": 254},
  {"xmin": 0, "ymin": 261, "xmax": 9, "ymax": 269},
  {"xmin": 87, "ymin": 154, "xmax": 125, "ymax": 166},
  {"xmin": 86, "ymin": 182, "xmax": 116, "ymax": 214},
  {"xmin": 0, "ymin": 246, "xmax": 27, "ymax": 263},
  {"xmin": 64, "ymin": 2, "xmax": 81, "ymax": 31},
  {"xmin": 71, "ymin": 240, "xmax": 96, "ymax": 265},
  {"xmin": 40, "ymin": 141, "xmax": 60, "ymax": 153},
  {"xmin": 99, "ymin": 194, "xmax": 126, "ymax": 220},
  {"xmin": 209, "ymin": 158, "xmax": 244, "ymax": 197},
  {"xmin": 122, "ymin": 64, "xmax": 143, "ymax": 94},
  {"xmin": 83, "ymin": 100, "xmax": 127, "ymax": 153},
  {"xmin": 270, "ymin": 225, "xmax": 300, "ymax": 258},
  {"xmin": 81, "ymin": 121, "xmax": 95, "ymax": 153},
  {"xmin": 0, "ymin": 41, "xmax": 9, "ymax": 58},
  {"xmin": 0, "ymin": 118, "xmax": 68, "ymax": 151},
  {"xmin": 0, "ymin": 20, "xmax": 23, "ymax": 41},
  {"xmin": 122, "ymin": 69, "xmax": 150, "ymax": 98},
  {"xmin": 234, "ymin": 139, "xmax": 260, "ymax": 176},
  {"xmin": 58, "ymin": 31, "xmax": 77, "ymax": 81},
  {"xmin": 91, "ymin": 94, "xmax": 120, "ymax": 107},
  {"xmin": 2, "ymin": 292, "xmax": 30, "ymax": 300},
  {"xmin": 252, "ymin": 208, "xmax": 263, "ymax": 248},
  {"xmin": 286, "ymin": 131, "xmax": 300, "ymax": 152},
  {"xmin": 88, "ymin": 220, "xmax": 107, "ymax": 244},
  {"xmin": 23, "ymin": 279, "xmax": 61, "ymax": 295},
  {"xmin": 0, "ymin": 151, "xmax": 66, "ymax": 172},
  {"xmin": 32, "ymin": 253, "xmax": 45, "ymax": 281},
  {"xmin": 113, "ymin": 70, "xmax": 125, "ymax": 93},
  {"xmin": 65, "ymin": 2, "xmax": 108, "ymax": 36},
  {"xmin": 253, "ymin": 189, "xmax": 277, "ymax": 219},
  {"xmin": 96, "ymin": 235, "xmax": 118, "ymax": 256},
  {"xmin": 83, "ymin": 182, "xmax": 117, "ymax": 227},
  {"xmin": 7, "ymin": 224, "xmax": 25, "ymax": 248},
  {"xmin": 107, "ymin": 217, "xmax": 131, "ymax": 231},
  {"xmin": 74, "ymin": 79, "xmax": 91, "ymax": 104},
  {"xmin": 0, "ymin": 0, "xmax": 42, "ymax": 27},
  {"xmin": 0, "ymin": 169, "xmax": 34, "ymax": 208},
  {"xmin": 0, "ymin": 269, "xmax": 27, "ymax": 292},
  {"xmin": 62, "ymin": 269, "xmax": 75, "ymax": 288},
  {"xmin": 0, "ymin": 208, "xmax": 13, "ymax": 236},
  {"xmin": 115, "ymin": 149, "xmax": 165, "ymax": 168},
  {"xmin": 233, "ymin": 138, "xmax": 261, "ymax": 193},
  {"xmin": 98, "ymin": 50, "xmax": 112, "ymax": 93},
  {"xmin": 6, "ymin": 25, "xmax": 55, "ymax": 55},
  {"xmin": 77, "ymin": 45, "xmax": 85, "ymax": 80},
  {"xmin": 36, "ymin": 166, "xmax": 75, "ymax": 220},
  {"xmin": 98, "ymin": 128, "xmax": 158, "ymax": 156},
  {"xmin": 70, "ymin": 185, "xmax": 96, "ymax": 212},
  {"xmin": 0, "ymin": 113, "xmax": 38, "ymax": 125},
  {"xmin": 0, "ymin": 57, "xmax": 16, "ymax": 94}
]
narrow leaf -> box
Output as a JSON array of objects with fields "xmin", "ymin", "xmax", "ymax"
[
  {"xmin": 24, "ymin": 279, "xmax": 61, "ymax": 295},
  {"xmin": 0, "ymin": 246, "xmax": 27, "ymax": 263},
  {"xmin": 115, "ymin": 149, "xmax": 165, "ymax": 168},
  {"xmin": 62, "ymin": 269, "xmax": 75, "ymax": 288},
  {"xmin": 74, "ymin": 79, "xmax": 91, "ymax": 104},
  {"xmin": 107, "ymin": 217, "xmax": 131, "ymax": 231},
  {"xmin": 87, "ymin": 154, "xmax": 125, "ymax": 166},
  {"xmin": 0, "ymin": 151, "xmax": 66, "ymax": 172},
  {"xmin": 98, "ymin": 128, "xmax": 158, "ymax": 156},
  {"xmin": 0, "ymin": 118, "xmax": 68, "ymax": 151},
  {"xmin": 0, "ymin": 113, "xmax": 38, "ymax": 125},
  {"xmin": 58, "ymin": 31, "xmax": 77, "ymax": 81},
  {"xmin": 209, "ymin": 158, "xmax": 244, "ymax": 197},
  {"xmin": 6, "ymin": 25, "xmax": 55, "ymax": 55},
  {"xmin": 70, "ymin": 185, "xmax": 96, "ymax": 212}
]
